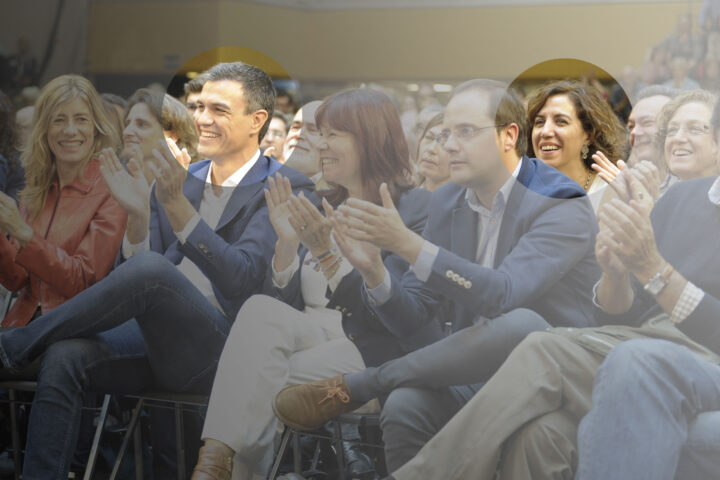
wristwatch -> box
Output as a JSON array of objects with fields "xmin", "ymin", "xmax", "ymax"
[{"xmin": 643, "ymin": 263, "xmax": 674, "ymax": 296}]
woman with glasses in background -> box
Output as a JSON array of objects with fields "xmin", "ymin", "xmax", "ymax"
[{"xmin": 415, "ymin": 111, "xmax": 451, "ymax": 192}]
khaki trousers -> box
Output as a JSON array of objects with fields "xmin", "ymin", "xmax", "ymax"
[
  {"xmin": 200, "ymin": 294, "xmax": 373, "ymax": 480},
  {"xmin": 392, "ymin": 331, "xmax": 603, "ymax": 480}
]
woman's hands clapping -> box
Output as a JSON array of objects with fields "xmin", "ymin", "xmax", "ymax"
[{"xmin": 0, "ymin": 191, "xmax": 33, "ymax": 246}]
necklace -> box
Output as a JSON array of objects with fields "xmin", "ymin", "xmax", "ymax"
[{"xmin": 583, "ymin": 172, "xmax": 593, "ymax": 191}]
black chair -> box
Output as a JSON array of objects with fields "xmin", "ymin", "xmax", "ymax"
[
  {"xmin": 270, "ymin": 413, "xmax": 385, "ymax": 480},
  {"xmin": 106, "ymin": 390, "xmax": 209, "ymax": 480},
  {"xmin": 0, "ymin": 377, "xmax": 111, "ymax": 480}
]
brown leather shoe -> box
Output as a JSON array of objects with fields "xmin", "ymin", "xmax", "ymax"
[
  {"xmin": 190, "ymin": 443, "xmax": 233, "ymax": 480},
  {"xmin": 273, "ymin": 375, "xmax": 361, "ymax": 430}
]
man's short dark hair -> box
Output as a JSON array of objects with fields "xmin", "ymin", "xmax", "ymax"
[
  {"xmin": 451, "ymin": 79, "xmax": 528, "ymax": 156},
  {"xmin": 183, "ymin": 74, "xmax": 207, "ymax": 96},
  {"xmin": 204, "ymin": 62, "xmax": 276, "ymax": 140}
]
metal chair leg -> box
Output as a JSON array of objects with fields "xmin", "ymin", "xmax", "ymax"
[
  {"xmin": 133, "ymin": 413, "xmax": 144, "ymax": 480},
  {"xmin": 83, "ymin": 394, "xmax": 111, "ymax": 480},
  {"xmin": 8, "ymin": 389, "xmax": 21, "ymax": 480},
  {"xmin": 269, "ymin": 426, "xmax": 293, "ymax": 480},
  {"xmin": 334, "ymin": 422, "xmax": 346, "ymax": 480},
  {"xmin": 109, "ymin": 398, "xmax": 144, "ymax": 480},
  {"xmin": 175, "ymin": 401, "xmax": 186, "ymax": 480},
  {"xmin": 292, "ymin": 430, "xmax": 301, "ymax": 473}
]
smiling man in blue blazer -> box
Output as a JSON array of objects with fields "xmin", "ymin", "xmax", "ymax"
[
  {"xmin": 0, "ymin": 62, "xmax": 312, "ymax": 480},
  {"xmin": 273, "ymin": 79, "xmax": 601, "ymax": 472}
]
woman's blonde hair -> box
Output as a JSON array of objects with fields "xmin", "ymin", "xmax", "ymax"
[{"xmin": 20, "ymin": 75, "xmax": 119, "ymax": 218}]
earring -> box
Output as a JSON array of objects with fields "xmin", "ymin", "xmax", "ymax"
[{"xmin": 581, "ymin": 144, "xmax": 589, "ymax": 160}]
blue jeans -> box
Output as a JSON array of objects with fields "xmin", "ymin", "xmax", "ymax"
[
  {"xmin": 576, "ymin": 338, "xmax": 720, "ymax": 480},
  {"xmin": 0, "ymin": 252, "xmax": 230, "ymax": 480}
]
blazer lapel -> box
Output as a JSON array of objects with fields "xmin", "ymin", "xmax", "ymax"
[
  {"xmin": 215, "ymin": 156, "xmax": 276, "ymax": 232},
  {"xmin": 495, "ymin": 157, "xmax": 531, "ymax": 267},
  {"xmin": 183, "ymin": 162, "xmax": 210, "ymax": 210}
]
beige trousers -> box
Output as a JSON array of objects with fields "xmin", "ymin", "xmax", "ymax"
[
  {"xmin": 392, "ymin": 331, "xmax": 602, "ymax": 480},
  {"xmin": 499, "ymin": 409, "xmax": 578, "ymax": 480},
  {"xmin": 200, "ymin": 294, "xmax": 372, "ymax": 480}
]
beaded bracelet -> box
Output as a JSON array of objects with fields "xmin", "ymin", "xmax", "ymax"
[
  {"xmin": 315, "ymin": 249, "xmax": 335, "ymax": 263},
  {"xmin": 322, "ymin": 256, "xmax": 343, "ymax": 278}
]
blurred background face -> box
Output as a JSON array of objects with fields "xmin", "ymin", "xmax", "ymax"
[
  {"xmin": 260, "ymin": 116, "xmax": 287, "ymax": 160},
  {"xmin": 417, "ymin": 124, "xmax": 450, "ymax": 186},
  {"xmin": 628, "ymin": 95, "xmax": 671, "ymax": 165},
  {"xmin": 532, "ymin": 94, "xmax": 589, "ymax": 174},
  {"xmin": 15, "ymin": 106, "xmax": 34, "ymax": 148},
  {"xmin": 663, "ymin": 101, "xmax": 718, "ymax": 180},
  {"xmin": 283, "ymin": 102, "xmax": 323, "ymax": 177},
  {"xmin": 47, "ymin": 97, "xmax": 95, "ymax": 168},
  {"xmin": 121, "ymin": 102, "xmax": 163, "ymax": 162},
  {"xmin": 185, "ymin": 92, "xmax": 202, "ymax": 127}
]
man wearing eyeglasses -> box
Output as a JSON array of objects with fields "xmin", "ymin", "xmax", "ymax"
[{"xmin": 273, "ymin": 79, "xmax": 601, "ymax": 472}]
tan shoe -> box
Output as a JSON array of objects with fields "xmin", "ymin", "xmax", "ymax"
[
  {"xmin": 273, "ymin": 375, "xmax": 361, "ymax": 430},
  {"xmin": 191, "ymin": 443, "xmax": 233, "ymax": 480}
]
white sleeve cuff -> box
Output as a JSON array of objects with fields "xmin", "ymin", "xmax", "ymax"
[
  {"xmin": 271, "ymin": 254, "xmax": 300, "ymax": 289},
  {"xmin": 670, "ymin": 282, "xmax": 705, "ymax": 324},
  {"xmin": 122, "ymin": 233, "xmax": 150, "ymax": 259},
  {"xmin": 365, "ymin": 268, "xmax": 392, "ymax": 307},
  {"xmin": 327, "ymin": 257, "xmax": 354, "ymax": 292},
  {"xmin": 175, "ymin": 213, "xmax": 201, "ymax": 245},
  {"xmin": 411, "ymin": 240, "xmax": 440, "ymax": 282}
]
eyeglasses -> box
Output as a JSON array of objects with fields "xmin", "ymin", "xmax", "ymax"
[
  {"xmin": 662, "ymin": 123, "xmax": 711, "ymax": 138},
  {"xmin": 437, "ymin": 124, "xmax": 507, "ymax": 146}
]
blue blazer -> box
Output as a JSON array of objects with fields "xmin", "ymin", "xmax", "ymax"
[
  {"xmin": 265, "ymin": 188, "xmax": 432, "ymax": 367},
  {"xmin": 370, "ymin": 156, "xmax": 601, "ymax": 351},
  {"xmin": 149, "ymin": 155, "xmax": 314, "ymax": 321}
]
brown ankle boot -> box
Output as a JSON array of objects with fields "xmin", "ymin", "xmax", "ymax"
[{"xmin": 191, "ymin": 443, "xmax": 233, "ymax": 480}]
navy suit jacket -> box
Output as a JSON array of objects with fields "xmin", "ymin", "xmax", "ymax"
[
  {"xmin": 370, "ymin": 156, "xmax": 601, "ymax": 349},
  {"xmin": 265, "ymin": 188, "xmax": 432, "ymax": 367},
  {"xmin": 149, "ymin": 155, "xmax": 314, "ymax": 321}
]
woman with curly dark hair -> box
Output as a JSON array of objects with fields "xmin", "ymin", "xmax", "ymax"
[
  {"xmin": 0, "ymin": 90, "xmax": 24, "ymax": 199},
  {"xmin": 526, "ymin": 80, "xmax": 627, "ymax": 210}
]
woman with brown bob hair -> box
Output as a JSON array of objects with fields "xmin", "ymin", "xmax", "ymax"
[
  {"xmin": 190, "ymin": 88, "xmax": 430, "ymax": 480},
  {"xmin": 526, "ymin": 80, "xmax": 627, "ymax": 210},
  {"xmin": 315, "ymin": 88, "xmax": 414, "ymax": 206},
  {"xmin": 0, "ymin": 74, "xmax": 127, "ymax": 326}
]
